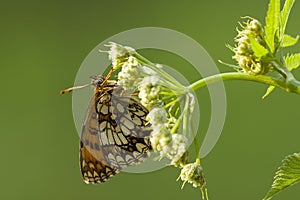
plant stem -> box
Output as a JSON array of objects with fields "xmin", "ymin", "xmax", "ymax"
[
  {"xmin": 171, "ymin": 112, "xmax": 183, "ymax": 134},
  {"xmin": 194, "ymin": 137, "xmax": 200, "ymax": 163},
  {"xmin": 188, "ymin": 72, "xmax": 300, "ymax": 94},
  {"xmin": 165, "ymin": 98, "xmax": 179, "ymax": 109}
]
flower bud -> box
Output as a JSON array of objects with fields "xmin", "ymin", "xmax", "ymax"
[
  {"xmin": 180, "ymin": 161, "xmax": 206, "ymax": 189},
  {"xmin": 248, "ymin": 19, "xmax": 262, "ymax": 34},
  {"xmin": 231, "ymin": 18, "xmax": 269, "ymax": 75}
]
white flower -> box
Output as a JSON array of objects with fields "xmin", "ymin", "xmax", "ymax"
[
  {"xmin": 117, "ymin": 56, "xmax": 142, "ymax": 91},
  {"xmin": 138, "ymin": 76, "xmax": 161, "ymax": 108},
  {"xmin": 179, "ymin": 161, "xmax": 206, "ymax": 189},
  {"xmin": 147, "ymin": 107, "xmax": 168, "ymax": 126},
  {"xmin": 106, "ymin": 42, "xmax": 136, "ymax": 69},
  {"xmin": 160, "ymin": 134, "xmax": 188, "ymax": 165},
  {"xmin": 150, "ymin": 124, "xmax": 171, "ymax": 151}
]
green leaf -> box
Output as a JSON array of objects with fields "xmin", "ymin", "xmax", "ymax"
[
  {"xmin": 284, "ymin": 53, "xmax": 300, "ymax": 71},
  {"xmin": 263, "ymin": 153, "xmax": 300, "ymax": 200},
  {"xmin": 281, "ymin": 34, "xmax": 299, "ymax": 48},
  {"xmin": 280, "ymin": 0, "xmax": 295, "ymax": 38},
  {"xmin": 262, "ymin": 85, "xmax": 275, "ymax": 99},
  {"xmin": 249, "ymin": 35, "xmax": 269, "ymax": 58},
  {"xmin": 265, "ymin": 0, "xmax": 280, "ymax": 53}
]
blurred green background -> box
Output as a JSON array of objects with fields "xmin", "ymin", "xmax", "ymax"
[{"xmin": 1, "ymin": 0, "xmax": 300, "ymax": 199}]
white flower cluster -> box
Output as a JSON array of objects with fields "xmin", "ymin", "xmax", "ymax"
[
  {"xmin": 117, "ymin": 56, "xmax": 143, "ymax": 91},
  {"xmin": 138, "ymin": 76, "xmax": 161, "ymax": 109},
  {"xmin": 179, "ymin": 160, "xmax": 206, "ymax": 189},
  {"xmin": 106, "ymin": 43, "xmax": 189, "ymax": 167},
  {"xmin": 161, "ymin": 133, "xmax": 188, "ymax": 166},
  {"xmin": 232, "ymin": 18, "xmax": 269, "ymax": 75},
  {"xmin": 147, "ymin": 108, "xmax": 170, "ymax": 149},
  {"xmin": 107, "ymin": 42, "xmax": 161, "ymax": 95},
  {"xmin": 147, "ymin": 108, "xmax": 188, "ymax": 165},
  {"xmin": 106, "ymin": 42, "xmax": 136, "ymax": 69}
]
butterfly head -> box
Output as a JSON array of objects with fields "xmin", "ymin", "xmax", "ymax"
[
  {"xmin": 90, "ymin": 75, "xmax": 106, "ymax": 87},
  {"xmin": 60, "ymin": 75, "xmax": 107, "ymax": 94}
]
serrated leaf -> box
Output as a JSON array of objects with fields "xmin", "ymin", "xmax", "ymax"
[
  {"xmin": 263, "ymin": 153, "xmax": 300, "ymax": 200},
  {"xmin": 265, "ymin": 0, "xmax": 280, "ymax": 53},
  {"xmin": 262, "ymin": 85, "xmax": 275, "ymax": 99},
  {"xmin": 280, "ymin": 0, "xmax": 295, "ymax": 38},
  {"xmin": 284, "ymin": 53, "xmax": 300, "ymax": 71},
  {"xmin": 281, "ymin": 34, "xmax": 299, "ymax": 48},
  {"xmin": 249, "ymin": 36, "xmax": 269, "ymax": 58}
]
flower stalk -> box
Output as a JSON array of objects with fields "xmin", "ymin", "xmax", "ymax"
[{"xmin": 188, "ymin": 72, "xmax": 300, "ymax": 94}]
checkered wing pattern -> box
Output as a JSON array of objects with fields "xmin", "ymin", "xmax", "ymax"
[{"xmin": 80, "ymin": 83, "xmax": 152, "ymax": 184}]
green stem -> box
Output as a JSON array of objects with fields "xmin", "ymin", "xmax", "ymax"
[
  {"xmin": 165, "ymin": 98, "xmax": 179, "ymax": 109},
  {"xmin": 188, "ymin": 72, "xmax": 300, "ymax": 94},
  {"xmin": 194, "ymin": 137, "xmax": 200, "ymax": 163},
  {"xmin": 272, "ymin": 60, "xmax": 300, "ymax": 92},
  {"xmin": 171, "ymin": 112, "xmax": 183, "ymax": 134}
]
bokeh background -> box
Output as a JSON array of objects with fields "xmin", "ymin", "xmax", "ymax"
[{"xmin": 1, "ymin": 0, "xmax": 300, "ymax": 199}]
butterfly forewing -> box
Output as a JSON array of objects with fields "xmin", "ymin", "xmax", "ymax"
[{"xmin": 80, "ymin": 81, "xmax": 152, "ymax": 184}]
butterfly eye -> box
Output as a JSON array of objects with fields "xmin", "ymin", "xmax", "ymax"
[
  {"xmin": 90, "ymin": 75, "xmax": 105, "ymax": 86},
  {"xmin": 95, "ymin": 79, "xmax": 103, "ymax": 85}
]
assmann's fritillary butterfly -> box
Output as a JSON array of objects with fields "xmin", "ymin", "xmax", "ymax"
[{"xmin": 61, "ymin": 69, "xmax": 152, "ymax": 183}]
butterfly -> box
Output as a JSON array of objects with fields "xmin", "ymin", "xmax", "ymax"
[{"xmin": 61, "ymin": 68, "xmax": 152, "ymax": 183}]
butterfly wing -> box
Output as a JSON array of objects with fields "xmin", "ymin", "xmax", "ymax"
[
  {"xmin": 80, "ymin": 88, "xmax": 152, "ymax": 184},
  {"xmin": 97, "ymin": 91, "xmax": 152, "ymax": 169},
  {"xmin": 80, "ymin": 96, "xmax": 118, "ymax": 184}
]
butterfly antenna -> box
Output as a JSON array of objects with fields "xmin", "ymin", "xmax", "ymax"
[
  {"xmin": 60, "ymin": 83, "xmax": 91, "ymax": 94},
  {"xmin": 61, "ymin": 66, "xmax": 115, "ymax": 94}
]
